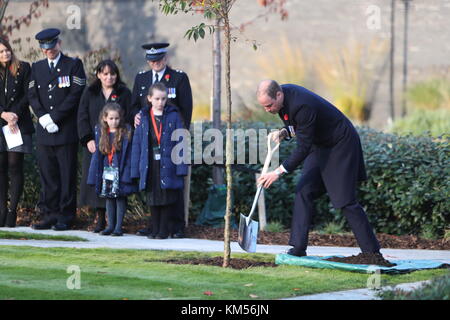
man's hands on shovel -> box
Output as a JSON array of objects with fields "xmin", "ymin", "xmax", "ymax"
[{"xmin": 258, "ymin": 129, "xmax": 287, "ymax": 188}]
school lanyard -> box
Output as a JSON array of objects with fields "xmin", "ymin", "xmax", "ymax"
[
  {"xmin": 150, "ymin": 108, "xmax": 162, "ymax": 146},
  {"xmin": 107, "ymin": 129, "xmax": 115, "ymax": 166}
]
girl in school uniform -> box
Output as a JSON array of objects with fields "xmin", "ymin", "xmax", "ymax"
[
  {"xmin": 131, "ymin": 83, "xmax": 188, "ymax": 239},
  {"xmin": 87, "ymin": 102, "xmax": 136, "ymax": 236}
]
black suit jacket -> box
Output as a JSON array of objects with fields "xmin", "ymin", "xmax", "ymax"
[
  {"xmin": 0, "ymin": 61, "xmax": 35, "ymax": 134},
  {"xmin": 130, "ymin": 66, "xmax": 193, "ymax": 128},
  {"xmin": 28, "ymin": 53, "xmax": 86, "ymax": 145},
  {"xmin": 278, "ymin": 84, "xmax": 367, "ymax": 208},
  {"xmin": 77, "ymin": 84, "xmax": 132, "ymax": 145}
]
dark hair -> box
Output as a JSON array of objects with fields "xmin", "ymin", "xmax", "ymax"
[
  {"xmin": 98, "ymin": 102, "xmax": 130, "ymax": 155},
  {"xmin": 0, "ymin": 37, "xmax": 20, "ymax": 78},
  {"xmin": 89, "ymin": 59, "xmax": 124, "ymax": 93},
  {"xmin": 265, "ymin": 80, "xmax": 282, "ymax": 99},
  {"xmin": 147, "ymin": 82, "xmax": 168, "ymax": 97}
]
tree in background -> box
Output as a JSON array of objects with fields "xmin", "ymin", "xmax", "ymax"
[{"xmin": 0, "ymin": 0, "xmax": 49, "ymax": 38}]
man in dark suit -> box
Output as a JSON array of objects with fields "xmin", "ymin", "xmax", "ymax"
[
  {"xmin": 28, "ymin": 28, "xmax": 86, "ymax": 230},
  {"xmin": 257, "ymin": 80, "xmax": 381, "ymax": 257},
  {"xmin": 131, "ymin": 42, "xmax": 193, "ymax": 238}
]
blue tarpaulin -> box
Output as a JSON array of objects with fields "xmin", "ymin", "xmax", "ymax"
[{"xmin": 275, "ymin": 254, "xmax": 449, "ymax": 274}]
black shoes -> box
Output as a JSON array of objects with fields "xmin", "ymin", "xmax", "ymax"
[
  {"xmin": 171, "ymin": 231, "xmax": 185, "ymax": 239},
  {"xmin": 136, "ymin": 228, "xmax": 152, "ymax": 236},
  {"xmin": 32, "ymin": 218, "xmax": 57, "ymax": 230},
  {"xmin": 287, "ymin": 247, "xmax": 307, "ymax": 257},
  {"xmin": 100, "ymin": 229, "xmax": 113, "ymax": 236},
  {"xmin": 52, "ymin": 223, "xmax": 71, "ymax": 231}
]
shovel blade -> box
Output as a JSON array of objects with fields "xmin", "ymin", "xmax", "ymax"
[{"xmin": 238, "ymin": 213, "xmax": 259, "ymax": 253}]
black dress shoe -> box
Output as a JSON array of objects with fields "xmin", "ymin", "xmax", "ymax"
[
  {"xmin": 136, "ymin": 228, "xmax": 151, "ymax": 236},
  {"xmin": 100, "ymin": 229, "xmax": 113, "ymax": 236},
  {"xmin": 32, "ymin": 221, "xmax": 54, "ymax": 230},
  {"xmin": 111, "ymin": 231, "xmax": 123, "ymax": 237},
  {"xmin": 52, "ymin": 223, "xmax": 71, "ymax": 231},
  {"xmin": 287, "ymin": 247, "xmax": 307, "ymax": 257},
  {"xmin": 155, "ymin": 234, "xmax": 169, "ymax": 239},
  {"xmin": 171, "ymin": 231, "xmax": 185, "ymax": 239}
]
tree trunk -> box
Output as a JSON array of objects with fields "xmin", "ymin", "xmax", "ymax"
[
  {"xmin": 212, "ymin": 17, "xmax": 224, "ymax": 185},
  {"xmin": 223, "ymin": 14, "xmax": 232, "ymax": 268}
]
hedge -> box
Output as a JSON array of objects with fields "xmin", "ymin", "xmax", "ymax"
[{"xmin": 20, "ymin": 121, "xmax": 449, "ymax": 237}]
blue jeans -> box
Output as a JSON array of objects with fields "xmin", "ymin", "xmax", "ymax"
[{"xmin": 105, "ymin": 197, "xmax": 127, "ymax": 233}]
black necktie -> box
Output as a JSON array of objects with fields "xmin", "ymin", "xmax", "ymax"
[
  {"xmin": 50, "ymin": 61, "xmax": 55, "ymax": 74},
  {"xmin": 154, "ymin": 73, "xmax": 159, "ymax": 84}
]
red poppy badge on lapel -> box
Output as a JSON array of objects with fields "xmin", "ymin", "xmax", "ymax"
[
  {"xmin": 165, "ymin": 74, "xmax": 170, "ymax": 81},
  {"xmin": 111, "ymin": 94, "xmax": 118, "ymax": 101},
  {"xmin": 284, "ymin": 114, "xmax": 289, "ymax": 121}
]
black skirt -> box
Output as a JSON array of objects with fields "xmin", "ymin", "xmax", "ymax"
[
  {"xmin": 0, "ymin": 131, "xmax": 33, "ymax": 153},
  {"xmin": 146, "ymin": 114, "xmax": 180, "ymax": 207},
  {"xmin": 78, "ymin": 147, "xmax": 106, "ymax": 209}
]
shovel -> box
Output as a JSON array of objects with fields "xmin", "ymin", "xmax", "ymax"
[{"xmin": 238, "ymin": 133, "xmax": 280, "ymax": 252}]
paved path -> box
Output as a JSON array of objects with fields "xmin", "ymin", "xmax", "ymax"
[{"xmin": 1, "ymin": 227, "xmax": 448, "ymax": 300}]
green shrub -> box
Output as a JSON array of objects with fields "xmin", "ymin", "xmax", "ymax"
[
  {"xmin": 318, "ymin": 221, "xmax": 347, "ymax": 235},
  {"xmin": 264, "ymin": 221, "xmax": 285, "ymax": 233},
  {"xmin": 379, "ymin": 273, "xmax": 450, "ymax": 300},
  {"xmin": 391, "ymin": 109, "xmax": 450, "ymax": 137}
]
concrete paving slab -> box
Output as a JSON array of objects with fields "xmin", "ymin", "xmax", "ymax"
[{"xmin": 284, "ymin": 280, "xmax": 431, "ymax": 300}]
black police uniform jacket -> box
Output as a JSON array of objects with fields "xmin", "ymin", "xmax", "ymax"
[
  {"xmin": 130, "ymin": 66, "xmax": 193, "ymax": 128},
  {"xmin": 28, "ymin": 53, "xmax": 86, "ymax": 145},
  {"xmin": 0, "ymin": 61, "xmax": 35, "ymax": 134},
  {"xmin": 279, "ymin": 84, "xmax": 367, "ymax": 209}
]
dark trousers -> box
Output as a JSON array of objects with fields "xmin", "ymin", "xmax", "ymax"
[
  {"xmin": 150, "ymin": 203, "xmax": 177, "ymax": 237},
  {"xmin": 36, "ymin": 143, "xmax": 78, "ymax": 224},
  {"xmin": 288, "ymin": 166, "xmax": 380, "ymax": 254}
]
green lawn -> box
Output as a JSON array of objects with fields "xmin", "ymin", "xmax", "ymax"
[
  {"xmin": 0, "ymin": 245, "xmax": 447, "ymax": 300},
  {"xmin": 0, "ymin": 231, "xmax": 87, "ymax": 242}
]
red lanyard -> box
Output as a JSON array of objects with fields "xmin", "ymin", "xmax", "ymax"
[
  {"xmin": 150, "ymin": 109, "xmax": 162, "ymax": 146},
  {"xmin": 107, "ymin": 129, "xmax": 115, "ymax": 166}
]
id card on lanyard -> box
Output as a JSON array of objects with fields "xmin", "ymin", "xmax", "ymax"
[
  {"xmin": 150, "ymin": 109, "xmax": 162, "ymax": 161},
  {"xmin": 100, "ymin": 142, "xmax": 119, "ymax": 198}
]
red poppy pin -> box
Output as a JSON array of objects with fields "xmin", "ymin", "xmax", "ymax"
[
  {"xmin": 284, "ymin": 114, "xmax": 289, "ymax": 121},
  {"xmin": 165, "ymin": 74, "xmax": 170, "ymax": 81},
  {"xmin": 111, "ymin": 94, "xmax": 118, "ymax": 101}
]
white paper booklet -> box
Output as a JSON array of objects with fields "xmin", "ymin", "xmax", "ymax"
[{"xmin": 2, "ymin": 125, "xmax": 23, "ymax": 149}]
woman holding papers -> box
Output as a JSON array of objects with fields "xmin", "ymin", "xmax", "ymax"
[{"xmin": 0, "ymin": 38, "xmax": 34, "ymax": 227}]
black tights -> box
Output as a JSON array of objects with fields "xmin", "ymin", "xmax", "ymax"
[{"xmin": 0, "ymin": 152, "xmax": 24, "ymax": 214}]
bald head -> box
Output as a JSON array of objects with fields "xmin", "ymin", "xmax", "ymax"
[{"xmin": 257, "ymin": 79, "xmax": 282, "ymax": 100}]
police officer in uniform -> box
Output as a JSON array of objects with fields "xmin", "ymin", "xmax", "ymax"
[
  {"xmin": 131, "ymin": 42, "xmax": 193, "ymax": 238},
  {"xmin": 28, "ymin": 28, "xmax": 86, "ymax": 230},
  {"xmin": 257, "ymin": 80, "xmax": 381, "ymax": 257}
]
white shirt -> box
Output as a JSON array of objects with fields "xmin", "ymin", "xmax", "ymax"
[
  {"xmin": 48, "ymin": 52, "xmax": 61, "ymax": 70},
  {"xmin": 153, "ymin": 67, "xmax": 166, "ymax": 84}
]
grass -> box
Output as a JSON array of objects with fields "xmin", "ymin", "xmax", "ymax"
[
  {"xmin": 0, "ymin": 231, "xmax": 88, "ymax": 242},
  {"xmin": 0, "ymin": 245, "xmax": 447, "ymax": 300}
]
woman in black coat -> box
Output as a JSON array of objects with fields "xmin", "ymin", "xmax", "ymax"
[
  {"xmin": 0, "ymin": 38, "xmax": 34, "ymax": 227},
  {"xmin": 77, "ymin": 60, "xmax": 131, "ymax": 232}
]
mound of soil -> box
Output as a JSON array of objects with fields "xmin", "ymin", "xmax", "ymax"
[
  {"xmin": 324, "ymin": 253, "xmax": 397, "ymax": 267},
  {"xmin": 163, "ymin": 257, "xmax": 278, "ymax": 270}
]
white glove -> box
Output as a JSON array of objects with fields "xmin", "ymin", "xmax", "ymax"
[
  {"xmin": 39, "ymin": 114, "xmax": 55, "ymax": 130},
  {"xmin": 46, "ymin": 123, "xmax": 59, "ymax": 133}
]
